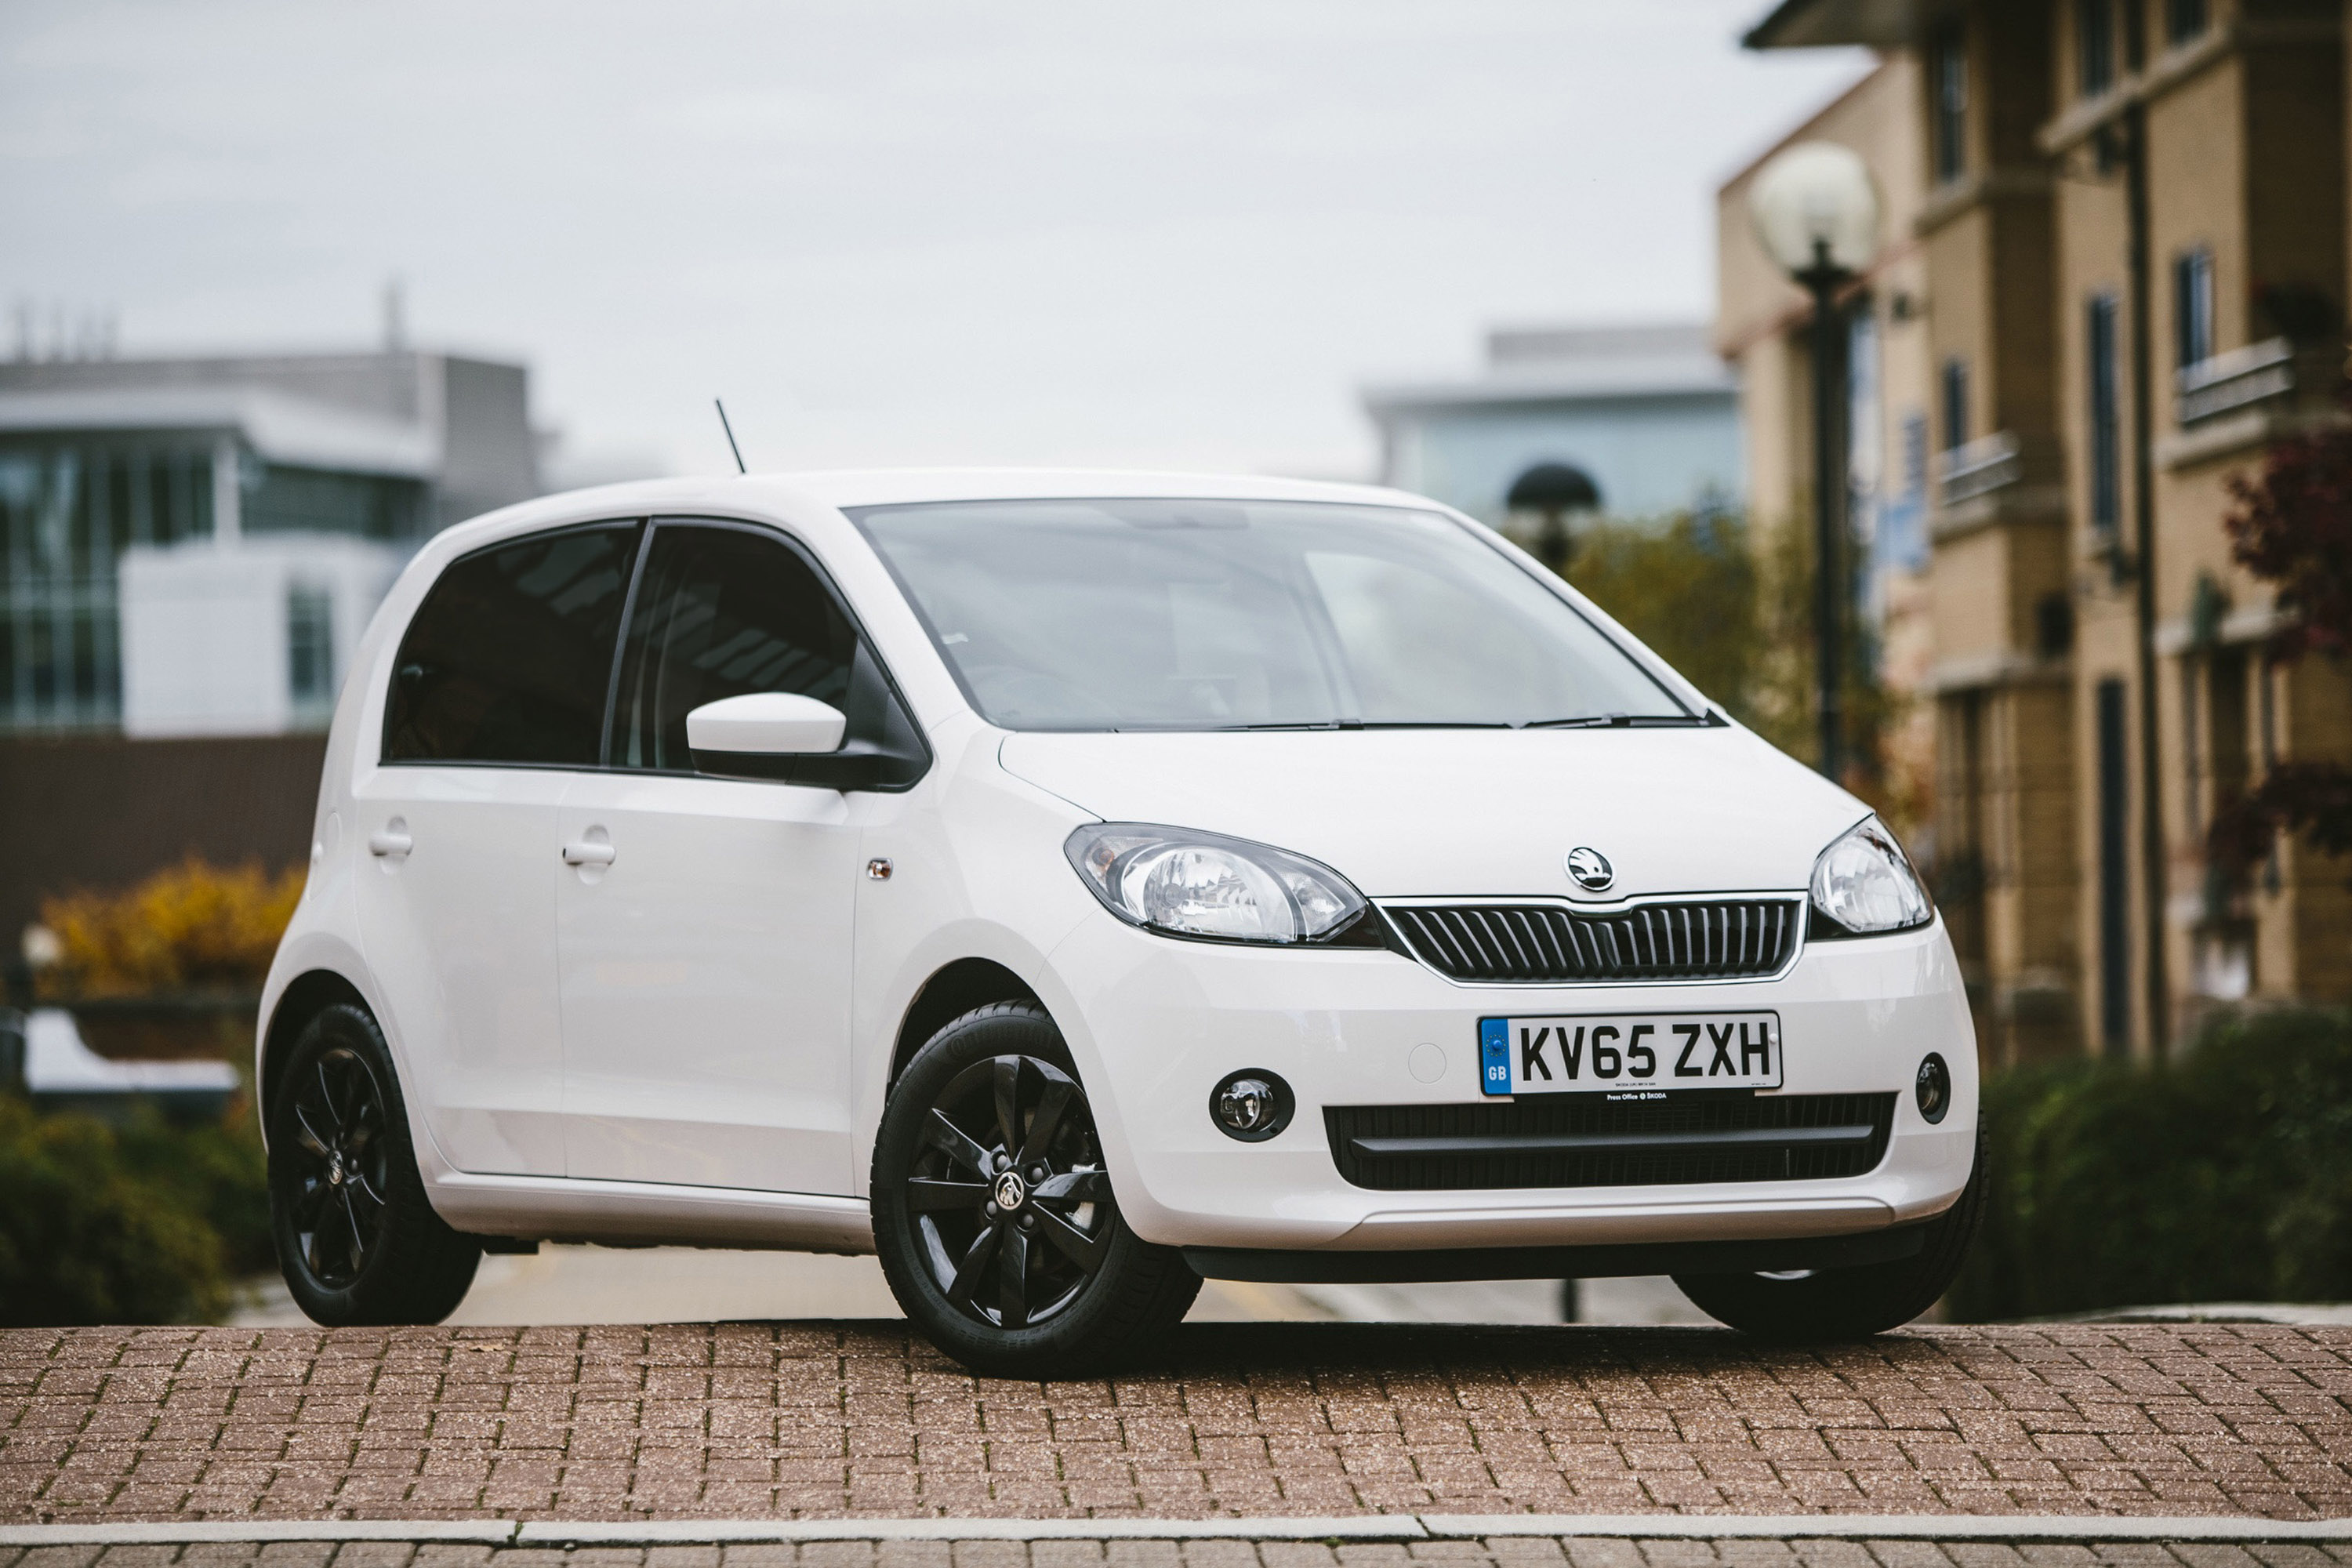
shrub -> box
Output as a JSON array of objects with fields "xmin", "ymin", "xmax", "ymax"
[
  {"xmin": 38, "ymin": 856, "xmax": 303, "ymax": 1000},
  {"xmin": 0, "ymin": 1097, "xmax": 232, "ymax": 1325},
  {"xmin": 1947, "ymin": 1006, "xmax": 2352, "ymax": 1319},
  {"xmin": 119, "ymin": 1107, "xmax": 274, "ymax": 1277}
]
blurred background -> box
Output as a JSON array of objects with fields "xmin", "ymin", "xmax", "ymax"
[{"xmin": 4, "ymin": 0, "xmax": 2349, "ymax": 1330}]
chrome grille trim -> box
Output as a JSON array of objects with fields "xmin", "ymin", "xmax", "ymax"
[{"xmin": 1380, "ymin": 897, "xmax": 1804, "ymax": 985}]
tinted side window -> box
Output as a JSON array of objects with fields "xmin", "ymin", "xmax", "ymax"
[
  {"xmin": 383, "ymin": 524, "xmax": 640, "ymax": 765},
  {"xmin": 609, "ymin": 523, "xmax": 856, "ymax": 770}
]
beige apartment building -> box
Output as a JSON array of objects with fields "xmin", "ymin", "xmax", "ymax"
[{"xmin": 1725, "ymin": 0, "xmax": 2351, "ymax": 1063}]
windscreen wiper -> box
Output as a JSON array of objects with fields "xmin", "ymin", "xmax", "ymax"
[
  {"xmin": 1522, "ymin": 712, "xmax": 1719, "ymax": 728},
  {"xmin": 1196, "ymin": 720, "xmax": 1519, "ymax": 732}
]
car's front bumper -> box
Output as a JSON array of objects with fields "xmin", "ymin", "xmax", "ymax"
[{"xmin": 1044, "ymin": 909, "xmax": 1977, "ymax": 1254}]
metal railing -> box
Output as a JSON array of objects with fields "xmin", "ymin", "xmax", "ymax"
[
  {"xmin": 1936, "ymin": 430, "xmax": 2024, "ymax": 506},
  {"xmin": 2177, "ymin": 337, "xmax": 2295, "ymax": 426}
]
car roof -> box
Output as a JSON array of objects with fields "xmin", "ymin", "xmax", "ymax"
[{"xmin": 510, "ymin": 466, "xmax": 1434, "ymax": 519}]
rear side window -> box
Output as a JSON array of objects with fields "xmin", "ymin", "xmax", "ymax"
[
  {"xmin": 608, "ymin": 522, "xmax": 857, "ymax": 770},
  {"xmin": 383, "ymin": 523, "xmax": 640, "ymax": 765}
]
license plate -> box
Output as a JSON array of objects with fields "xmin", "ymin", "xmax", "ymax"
[{"xmin": 1478, "ymin": 1012, "xmax": 1783, "ymax": 1098}]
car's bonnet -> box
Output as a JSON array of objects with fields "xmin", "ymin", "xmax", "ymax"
[{"xmin": 997, "ymin": 727, "xmax": 1867, "ymax": 902}]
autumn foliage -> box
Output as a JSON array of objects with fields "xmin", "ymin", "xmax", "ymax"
[{"xmin": 38, "ymin": 857, "xmax": 303, "ymax": 1000}]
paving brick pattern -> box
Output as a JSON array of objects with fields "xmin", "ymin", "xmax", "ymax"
[
  {"xmin": 2, "ymin": 1323, "xmax": 2349, "ymax": 1525},
  {"xmin": 6, "ymin": 1543, "xmax": 2352, "ymax": 1568}
]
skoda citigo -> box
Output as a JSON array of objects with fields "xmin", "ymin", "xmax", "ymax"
[{"xmin": 261, "ymin": 471, "xmax": 1980, "ymax": 1371}]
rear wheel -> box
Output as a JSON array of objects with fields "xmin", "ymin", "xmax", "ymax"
[
  {"xmin": 267, "ymin": 1003, "xmax": 481, "ymax": 1326},
  {"xmin": 870, "ymin": 1002, "xmax": 1200, "ymax": 1376},
  {"xmin": 1671, "ymin": 1119, "xmax": 1988, "ymax": 1341}
]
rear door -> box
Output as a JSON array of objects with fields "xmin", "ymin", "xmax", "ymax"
[
  {"xmin": 554, "ymin": 519, "xmax": 864, "ymax": 1194},
  {"xmin": 351, "ymin": 521, "xmax": 640, "ymax": 1176}
]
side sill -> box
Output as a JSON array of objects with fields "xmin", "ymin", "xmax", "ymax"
[
  {"xmin": 426, "ymin": 1171, "xmax": 875, "ymax": 1254},
  {"xmin": 1181, "ymin": 1222, "xmax": 1928, "ymax": 1284}
]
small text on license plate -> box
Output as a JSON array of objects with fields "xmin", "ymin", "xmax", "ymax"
[{"xmin": 1478, "ymin": 1012, "xmax": 1782, "ymax": 1098}]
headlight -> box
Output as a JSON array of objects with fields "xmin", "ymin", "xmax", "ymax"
[
  {"xmin": 1809, "ymin": 817, "xmax": 1933, "ymax": 935},
  {"xmin": 1064, "ymin": 823, "xmax": 1369, "ymax": 944}
]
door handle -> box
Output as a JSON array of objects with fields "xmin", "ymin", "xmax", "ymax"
[
  {"xmin": 561, "ymin": 839, "xmax": 617, "ymax": 866},
  {"xmin": 368, "ymin": 826, "xmax": 412, "ymax": 858}
]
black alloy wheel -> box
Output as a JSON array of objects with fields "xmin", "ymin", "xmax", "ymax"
[
  {"xmin": 1671, "ymin": 1117, "xmax": 1989, "ymax": 1341},
  {"xmin": 910, "ymin": 1053, "xmax": 1110, "ymax": 1330},
  {"xmin": 870, "ymin": 1002, "xmax": 1201, "ymax": 1375},
  {"xmin": 267, "ymin": 1002, "xmax": 481, "ymax": 1326},
  {"xmin": 283, "ymin": 1044, "xmax": 394, "ymax": 1288}
]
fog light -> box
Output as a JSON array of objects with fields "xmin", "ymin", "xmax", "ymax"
[
  {"xmin": 1915, "ymin": 1053, "xmax": 1951, "ymax": 1123},
  {"xmin": 1210, "ymin": 1069, "xmax": 1294, "ymax": 1142}
]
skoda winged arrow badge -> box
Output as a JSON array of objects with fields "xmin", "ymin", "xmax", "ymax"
[{"xmin": 1565, "ymin": 845, "xmax": 1615, "ymax": 891}]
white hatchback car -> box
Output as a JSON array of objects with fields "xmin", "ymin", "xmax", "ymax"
[{"xmin": 260, "ymin": 470, "xmax": 1980, "ymax": 1371}]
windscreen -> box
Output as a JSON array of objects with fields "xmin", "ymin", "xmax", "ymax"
[{"xmin": 851, "ymin": 498, "xmax": 1690, "ymax": 731}]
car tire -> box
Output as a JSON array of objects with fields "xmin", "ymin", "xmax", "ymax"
[
  {"xmin": 1671, "ymin": 1117, "xmax": 1988, "ymax": 1341},
  {"xmin": 871, "ymin": 1001, "xmax": 1202, "ymax": 1376},
  {"xmin": 267, "ymin": 1002, "xmax": 481, "ymax": 1326}
]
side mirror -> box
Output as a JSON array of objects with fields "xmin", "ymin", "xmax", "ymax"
[
  {"xmin": 684, "ymin": 644, "xmax": 932, "ymax": 792},
  {"xmin": 685, "ymin": 692, "xmax": 847, "ymax": 758}
]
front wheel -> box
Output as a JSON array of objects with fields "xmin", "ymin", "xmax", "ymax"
[
  {"xmin": 870, "ymin": 1002, "xmax": 1200, "ymax": 1376},
  {"xmin": 267, "ymin": 1003, "xmax": 481, "ymax": 1326},
  {"xmin": 1671, "ymin": 1118, "xmax": 1988, "ymax": 1341}
]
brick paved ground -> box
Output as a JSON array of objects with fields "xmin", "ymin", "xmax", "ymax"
[
  {"xmin": 3, "ymin": 1323, "xmax": 2349, "ymax": 1525},
  {"xmin": 5, "ymin": 1543, "xmax": 2352, "ymax": 1568}
]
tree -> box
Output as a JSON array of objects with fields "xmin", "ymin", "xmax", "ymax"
[
  {"xmin": 2206, "ymin": 412, "xmax": 2352, "ymax": 879},
  {"xmin": 1560, "ymin": 510, "xmax": 1759, "ymax": 716}
]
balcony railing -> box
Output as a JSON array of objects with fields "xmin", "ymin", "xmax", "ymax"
[
  {"xmin": 1936, "ymin": 431, "xmax": 2023, "ymax": 507},
  {"xmin": 2177, "ymin": 337, "xmax": 2294, "ymax": 426}
]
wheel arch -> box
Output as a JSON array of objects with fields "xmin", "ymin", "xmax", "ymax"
[
  {"xmin": 890, "ymin": 957, "xmax": 1044, "ymax": 1083},
  {"xmin": 261, "ymin": 968, "xmax": 372, "ymax": 1125}
]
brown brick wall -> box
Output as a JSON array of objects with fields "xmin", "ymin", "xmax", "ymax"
[{"xmin": 0, "ymin": 735, "xmax": 325, "ymax": 941}]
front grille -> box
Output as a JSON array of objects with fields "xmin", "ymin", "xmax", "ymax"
[
  {"xmin": 1324, "ymin": 1093, "xmax": 1896, "ymax": 1191},
  {"xmin": 1383, "ymin": 898, "xmax": 1801, "ymax": 984}
]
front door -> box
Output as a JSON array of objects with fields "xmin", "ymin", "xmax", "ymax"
[
  {"xmin": 556, "ymin": 520, "xmax": 862, "ymax": 1195},
  {"xmin": 351, "ymin": 521, "xmax": 641, "ymax": 1175}
]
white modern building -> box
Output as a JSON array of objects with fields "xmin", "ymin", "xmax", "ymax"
[
  {"xmin": 0, "ymin": 350, "xmax": 539, "ymax": 737},
  {"xmin": 1362, "ymin": 323, "xmax": 1743, "ymax": 525}
]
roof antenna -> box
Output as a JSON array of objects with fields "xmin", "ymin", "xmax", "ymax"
[{"xmin": 713, "ymin": 398, "xmax": 747, "ymax": 474}]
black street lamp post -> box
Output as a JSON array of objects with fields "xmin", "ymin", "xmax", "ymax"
[
  {"xmin": 1749, "ymin": 141, "xmax": 1878, "ymax": 783},
  {"xmin": 1802, "ymin": 242, "xmax": 1849, "ymax": 784}
]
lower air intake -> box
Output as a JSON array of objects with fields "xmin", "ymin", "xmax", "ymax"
[{"xmin": 1324, "ymin": 1093, "xmax": 1897, "ymax": 1191}]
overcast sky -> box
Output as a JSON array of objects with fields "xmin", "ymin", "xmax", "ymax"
[{"xmin": 1, "ymin": 2, "xmax": 1866, "ymax": 483}]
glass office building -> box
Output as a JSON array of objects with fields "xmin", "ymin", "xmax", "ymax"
[
  {"xmin": 0, "ymin": 434, "xmax": 426, "ymax": 731},
  {"xmin": 0, "ymin": 350, "xmax": 536, "ymax": 737}
]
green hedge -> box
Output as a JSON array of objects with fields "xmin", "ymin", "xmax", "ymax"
[
  {"xmin": 0, "ymin": 1097, "xmax": 270, "ymax": 1327},
  {"xmin": 1949, "ymin": 1006, "xmax": 2352, "ymax": 1320}
]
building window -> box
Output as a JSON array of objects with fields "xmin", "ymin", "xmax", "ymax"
[
  {"xmin": 2087, "ymin": 292, "xmax": 2122, "ymax": 535},
  {"xmin": 1940, "ymin": 358, "xmax": 1970, "ymax": 452},
  {"xmin": 1878, "ymin": 410, "xmax": 1931, "ymax": 572},
  {"xmin": 2096, "ymin": 677, "xmax": 2131, "ymax": 1053},
  {"xmin": 1930, "ymin": 21, "xmax": 1968, "ymax": 184},
  {"xmin": 2173, "ymin": 248, "xmax": 2216, "ymax": 369},
  {"xmin": 2209, "ymin": 647, "xmax": 2249, "ymax": 818},
  {"xmin": 2077, "ymin": 0, "xmax": 2116, "ymax": 96},
  {"xmin": 287, "ymin": 584, "xmax": 336, "ymax": 722},
  {"xmin": 247, "ymin": 465, "xmax": 426, "ymax": 540},
  {"xmin": 2165, "ymin": 0, "xmax": 2207, "ymax": 45},
  {"xmin": 0, "ymin": 441, "xmax": 218, "ymax": 732}
]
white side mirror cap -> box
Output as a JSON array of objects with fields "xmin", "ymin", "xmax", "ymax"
[{"xmin": 684, "ymin": 692, "xmax": 847, "ymax": 756}]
